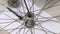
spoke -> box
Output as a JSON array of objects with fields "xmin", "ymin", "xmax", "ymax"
[
  {"xmin": 0, "ymin": 20, "xmax": 17, "ymax": 29},
  {"xmin": 36, "ymin": 20, "xmax": 48, "ymax": 24},
  {"xmin": 35, "ymin": 16, "xmax": 49, "ymax": 23},
  {"xmin": 32, "ymin": 9, "xmax": 40, "ymax": 12},
  {"xmin": 36, "ymin": 0, "xmax": 53, "ymax": 16},
  {"xmin": 34, "ymin": 25, "xmax": 55, "ymax": 34},
  {"xmin": 32, "ymin": 28, "xmax": 35, "ymax": 34},
  {"xmin": 36, "ymin": 16, "xmax": 60, "ymax": 25},
  {"xmin": 16, "ymin": 19, "xmax": 25, "ymax": 25},
  {"xmin": 46, "ymin": 15, "xmax": 60, "ymax": 19},
  {"xmin": 32, "ymin": 0, "xmax": 52, "ymax": 12},
  {"xmin": 30, "ymin": 28, "xmax": 33, "ymax": 34},
  {"xmin": 16, "ymin": 27, "xmax": 25, "ymax": 34},
  {"xmin": 47, "ymin": 19, "xmax": 60, "ymax": 24},
  {"xmin": 23, "ymin": 28, "xmax": 25, "ymax": 34},
  {"xmin": 0, "ymin": 9, "xmax": 21, "ymax": 13},
  {"xmin": 36, "ymin": 14, "xmax": 60, "ymax": 20},
  {"xmin": 17, "ymin": 2, "xmax": 26, "ymax": 14},
  {"xmin": 0, "ymin": 21, "xmax": 14, "ymax": 24},
  {"xmin": 9, "ymin": 28, "xmax": 20, "ymax": 34},
  {"xmin": 25, "ymin": 28, "xmax": 31, "ymax": 34},
  {"xmin": 0, "ymin": 28, "xmax": 21, "ymax": 34},
  {"xmin": 24, "ymin": 0, "xmax": 29, "ymax": 12},
  {"xmin": 16, "ymin": 8, "xmax": 23, "ymax": 14},
  {"xmin": 0, "ymin": 18, "xmax": 17, "ymax": 20},
  {"xmin": 29, "ymin": 0, "xmax": 35, "ymax": 11},
  {"xmin": 35, "ymin": 22, "xmax": 58, "ymax": 34},
  {"xmin": 27, "ymin": 0, "xmax": 30, "ymax": 8},
  {"xmin": 32, "ymin": 0, "xmax": 34, "ymax": 12},
  {"xmin": 0, "ymin": 28, "xmax": 19, "ymax": 31},
  {"xmin": 37, "ymin": 18, "xmax": 55, "ymax": 24},
  {"xmin": 22, "ymin": 4, "xmax": 26, "ymax": 14},
  {"xmin": 39, "ymin": 24, "xmax": 57, "ymax": 34},
  {"xmin": 0, "ymin": 18, "xmax": 17, "ymax": 24},
  {"xmin": 44, "ymin": 0, "xmax": 60, "ymax": 10},
  {"xmin": 29, "ymin": 0, "xmax": 38, "ymax": 11},
  {"xmin": 45, "ymin": 4, "xmax": 60, "ymax": 9},
  {"xmin": 44, "ymin": 0, "xmax": 53, "ymax": 7},
  {"xmin": 33, "ymin": 27, "xmax": 41, "ymax": 31},
  {"xmin": 8, "ymin": 29, "xmax": 18, "ymax": 34},
  {"xmin": 20, "ymin": 2, "xmax": 27, "ymax": 14},
  {"xmin": 3, "ymin": 13, "xmax": 14, "ymax": 19},
  {"xmin": 19, "ymin": 29, "xmax": 21, "ymax": 34},
  {"xmin": 7, "ymin": 7, "xmax": 19, "ymax": 17},
  {"xmin": 36, "ymin": 25, "xmax": 48, "ymax": 34},
  {"xmin": 7, "ymin": 7, "xmax": 23, "ymax": 20},
  {"xmin": 8, "ymin": 24, "xmax": 24, "ymax": 34},
  {"xmin": 36, "ymin": 17, "xmax": 55, "ymax": 24},
  {"xmin": 19, "ymin": 27, "xmax": 26, "ymax": 34},
  {"xmin": 33, "ymin": 27, "xmax": 48, "ymax": 34}
]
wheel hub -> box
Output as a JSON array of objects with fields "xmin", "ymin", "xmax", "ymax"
[{"xmin": 24, "ymin": 11, "xmax": 35, "ymax": 28}]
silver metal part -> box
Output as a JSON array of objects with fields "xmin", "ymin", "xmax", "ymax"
[
  {"xmin": 25, "ymin": 20, "xmax": 35, "ymax": 28},
  {"xmin": 24, "ymin": 11, "xmax": 35, "ymax": 28}
]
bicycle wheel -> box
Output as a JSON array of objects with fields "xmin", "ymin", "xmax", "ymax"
[{"xmin": 0, "ymin": 0, "xmax": 60, "ymax": 34}]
